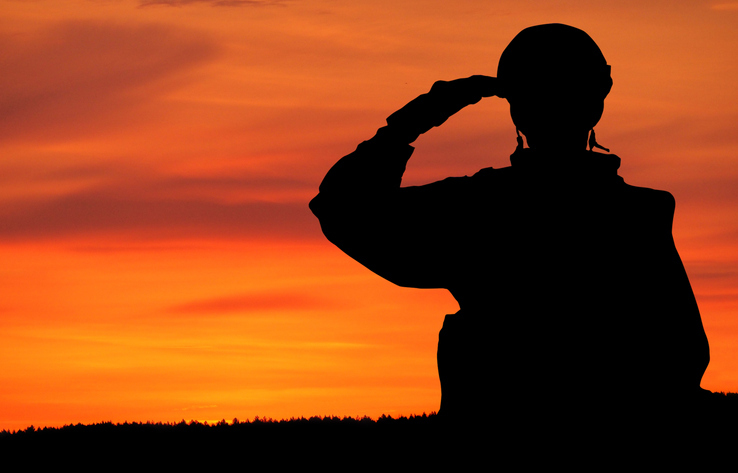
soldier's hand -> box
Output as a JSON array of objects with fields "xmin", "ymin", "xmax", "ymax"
[{"xmin": 386, "ymin": 75, "xmax": 499, "ymax": 143}]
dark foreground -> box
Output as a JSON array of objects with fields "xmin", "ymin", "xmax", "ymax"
[{"xmin": 3, "ymin": 392, "xmax": 738, "ymax": 468}]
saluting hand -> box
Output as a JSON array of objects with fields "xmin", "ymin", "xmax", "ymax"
[{"xmin": 386, "ymin": 76, "xmax": 499, "ymax": 144}]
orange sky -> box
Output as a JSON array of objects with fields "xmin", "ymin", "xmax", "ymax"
[{"xmin": 1, "ymin": 0, "xmax": 737, "ymax": 431}]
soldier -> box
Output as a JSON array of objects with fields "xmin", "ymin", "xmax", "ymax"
[{"xmin": 310, "ymin": 24, "xmax": 709, "ymax": 422}]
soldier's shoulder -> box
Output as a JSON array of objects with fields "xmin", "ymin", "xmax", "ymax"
[
  {"xmin": 470, "ymin": 165, "xmax": 514, "ymax": 182},
  {"xmin": 621, "ymin": 182, "xmax": 675, "ymax": 209}
]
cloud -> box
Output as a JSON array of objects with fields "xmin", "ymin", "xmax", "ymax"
[
  {"xmin": 149, "ymin": 174, "xmax": 317, "ymax": 203},
  {"xmin": 711, "ymin": 3, "xmax": 738, "ymax": 10},
  {"xmin": 0, "ymin": 20, "xmax": 220, "ymax": 143},
  {"xmin": 139, "ymin": 0, "xmax": 287, "ymax": 6},
  {"xmin": 0, "ymin": 186, "xmax": 320, "ymax": 242},
  {"xmin": 169, "ymin": 291, "xmax": 343, "ymax": 314},
  {"xmin": 0, "ymin": 151, "xmax": 323, "ymax": 243}
]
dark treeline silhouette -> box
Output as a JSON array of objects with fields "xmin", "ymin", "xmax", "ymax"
[
  {"xmin": 1, "ymin": 414, "xmax": 441, "ymax": 468},
  {"xmin": 3, "ymin": 394, "xmax": 738, "ymax": 466}
]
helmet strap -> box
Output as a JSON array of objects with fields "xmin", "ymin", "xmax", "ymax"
[
  {"xmin": 516, "ymin": 128, "xmax": 525, "ymax": 152},
  {"xmin": 588, "ymin": 128, "xmax": 610, "ymax": 153}
]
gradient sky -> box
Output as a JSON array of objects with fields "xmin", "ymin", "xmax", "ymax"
[{"xmin": 1, "ymin": 0, "xmax": 737, "ymax": 431}]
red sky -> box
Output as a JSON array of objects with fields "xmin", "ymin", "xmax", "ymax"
[{"xmin": 1, "ymin": 0, "xmax": 737, "ymax": 431}]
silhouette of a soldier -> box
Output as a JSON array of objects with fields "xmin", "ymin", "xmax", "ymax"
[{"xmin": 310, "ymin": 24, "xmax": 709, "ymax": 421}]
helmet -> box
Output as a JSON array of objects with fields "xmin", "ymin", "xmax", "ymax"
[{"xmin": 497, "ymin": 24, "xmax": 612, "ymax": 102}]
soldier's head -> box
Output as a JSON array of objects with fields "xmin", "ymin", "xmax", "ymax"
[{"xmin": 497, "ymin": 24, "xmax": 612, "ymax": 151}]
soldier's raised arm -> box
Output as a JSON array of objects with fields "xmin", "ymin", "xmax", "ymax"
[{"xmin": 309, "ymin": 76, "xmax": 499, "ymax": 289}]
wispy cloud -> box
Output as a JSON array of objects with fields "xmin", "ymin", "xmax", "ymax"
[
  {"xmin": 0, "ymin": 20, "xmax": 220, "ymax": 144},
  {"xmin": 0, "ymin": 188, "xmax": 319, "ymax": 242},
  {"xmin": 169, "ymin": 291, "xmax": 343, "ymax": 314},
  {"xmin": 711, "ymin": 3, "xmax": 738, "ymax": 10},
  {"xmin": 139, "ymin": 0, "xmax": 288, "ymax": 6}
]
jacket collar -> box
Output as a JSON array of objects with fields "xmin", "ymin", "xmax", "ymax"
[{"xmin": 510, "ymin": 148, "xmax": 622, "ymax": 180}]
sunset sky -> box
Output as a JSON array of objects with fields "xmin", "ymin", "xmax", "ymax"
[{"xmin": 1, "ymin": 0, "xmax": 737, "ymax": 431}]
